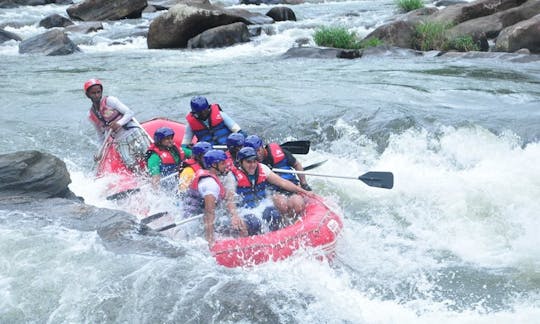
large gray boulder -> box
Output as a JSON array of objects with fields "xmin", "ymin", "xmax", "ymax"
[
  {"xmin": 147, "ymin": 4, "xmax": 249, "ymax": 49},
  {"xmin": 39, "ymin": 14, "xmax": 74, "ymax": 29},
  {"xmin": 495, "ymin": 13, "xmax": 540, "ymax": 53},
  {"xmin": 429, "ymin": 0, "xmax": 527, "ymax": 25},
  {"xmin": 19, "ymin": 29, "xmax": 80, "ymax": 55},
  {"xmin": 67, "ymin": 0, "xmax": 147, "ymax": 21},
  {"xmin": 187, "ymin": 22, "xmax": 250, "ymax": 48},
  {"xmin": 0, "ymin": 151, "xmax": 75, "ymax": 199},
  {"xmin": 266, "ymin": 6, "xmax": 296, "ymax": 22}
]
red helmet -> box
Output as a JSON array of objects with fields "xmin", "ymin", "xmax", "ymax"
[{"xmin": 83, "ymin": 78, "xmax": 102, "ymax": 92}]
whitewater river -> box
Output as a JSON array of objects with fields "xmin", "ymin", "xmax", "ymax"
[{"xmin": 1, "ymin": 0, "xmax": 539, "ymax": 322}]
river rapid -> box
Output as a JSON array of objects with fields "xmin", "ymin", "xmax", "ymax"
[{"xmin": 1, "ymin": 0, "xmax": 540, "ymax": 323}]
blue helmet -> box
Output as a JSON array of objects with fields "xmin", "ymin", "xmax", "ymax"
[
  {"xmin": 237, "ymin": 147, "xmax": 257, "ymax": 161},
  {"xmin": 190, "ymin": 96, "xmax": 209, "ymax": 113},
  {"xmin": 244, "ymin": 135, "xmax": 263, "ymax": 150},
  {"xmin": 226, "ymin": 133, "xmax": 245, "ymax": 149},
  {"xmin": 192, "ymin": 141, "xmax": 212, "ymax": 156},
  {"xmin": 203, "ymin": 149, "xmax": 228, "ymax": 168},
  {"xmin": 154, "ymin": 127, "xmax": 175, "ymax": 144}
]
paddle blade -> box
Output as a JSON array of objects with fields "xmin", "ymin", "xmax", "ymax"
[
  {"xmin": 141, "ymin": 212, "xmax": 168, "ymax": 225},
  {"xmin": 358, "ymin": 172, "xmax": 394, "ymax": 189},
  {"xmin": 303, "ymin": 159, "xmax": 327, "ymax": 171},
  {"xmin": 281, "ymin": 140, "xmax": 310, "ymax": 154},
  {"xmin": 106, "ymin": 188, "xmax": 141, "ymax": 200}
]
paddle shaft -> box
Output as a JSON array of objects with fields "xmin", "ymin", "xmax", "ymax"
[
  {"xmin": 272, "ymin": 168, "xmax": 394, "ymax": 189},
  {"xmin": 156, "ymin": 214, "xmax": 203, "ymax": 232}
]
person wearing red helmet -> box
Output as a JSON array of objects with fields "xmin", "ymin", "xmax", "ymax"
[{"xmin": 84, "ymin": 78, "xmax": 151, "ymax": 171}]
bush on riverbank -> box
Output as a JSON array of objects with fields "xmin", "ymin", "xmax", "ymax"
[
  {"xmin": 314, "ymin": 26, "xmax": 382, "ymax": 50},
  {"xmin": 396, "ymin": 0, "xmax": 424, "ymax": 12},
  {"xmin": 413, "ymin": 21, "xmax": 480, "ymax": 52}
]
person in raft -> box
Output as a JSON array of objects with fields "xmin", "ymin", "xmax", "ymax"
[
  {"xmin": 84, "ymin": 78, "xmax": 151, "ymax": 172},
  {"xmin": 244, "ymin": 134, "xmax": 312, "ymax": 191},
  {"xmin": 178, "ymin": 141, "xmax": 212, "ymax": 193},
  {"xmin": 145, "ymin": 127, "xmax": 185, "ymax": 191},
  {"xmin": 183, "ymin": 150, "xmax": 261, "ymax": 245},
  {"xmin": 181, "ymin": 95, "xmax": 247, "ymax": 157},
  {"xmin": 230, "ymin": 147, "xmax": 315, "ymax": 229},
  {"xmin": 224, "ymin": 132, "xmax": 245, "ymax": 170}
]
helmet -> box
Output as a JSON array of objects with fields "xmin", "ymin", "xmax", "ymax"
[
  {"xmin": 237, "ymin": 147, "xmax": 257, "ymax": 161},
  {"xmin": 226, "ymin": 133, "xmax": 245, "ymax": 149},
  {"xmin": 190, "ymin": 96, "xmax": 209, "ymax": 113},
  {"xmin": 244, "ymin": 135, "xmax": 263, "ymax": 150},
  {"xmin": 203, "ymin": 149, "xmax": 227, "ymax": 168},
  {"xmin": 154, "ymin": 127, "xmax": 175, "ymax": 144},
  {"xmin": 84, "ymin": 78, "xmax": 102, "ymax": 92},
  {"xmin": 192, "ymin": 141, "xmax": 212, "ymax": 156}
]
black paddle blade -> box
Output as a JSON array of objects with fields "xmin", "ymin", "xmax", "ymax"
[
  {"xmin": 303, "ymin": 159, "xmax": 328, "ymax": 171},
  {"xmin": 141, "ymin": 212, "xmax": 168, "ymax": 225},
  {"xmin": 106, "ymin": 188, "xmax": 141, "ymax": 201},
  {"xmin": 157, "ymin": 223, "xmax": 176, "ymax": 232},
  {"xmin": 281, "ymin": 140, "xmax": 310, "ymax": 154},
  {"xmin": 358, "ymin": 172, "xmax": 394, "ymax": 189}
]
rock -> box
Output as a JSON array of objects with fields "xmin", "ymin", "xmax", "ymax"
[
  {"xmin": 0, "ymin": 151, "xmax": 76, "ymax": 200},
  {"xmin": 147, "ymin": 4, "xmax": 250, "ymax": 49},
  {"xmin": 429, "ymin": 0, "xmax": 527, "ymax": 25},
  {"xmin": 240, "ymin": 0, "xmax": 303, "ymax": 4},
  {"xmin": 365, "ymin": 20, "xmax": 417, "ymax": 49},
  {"xmin": 282, "ymin": 46, "xmax": 361, "ymax": 59},
  {"xmin": 266, "ymin": 7, "xmax": 296, "ymax": 22},
  {"xmin": 19, "ymin": 29, "xmax": 80, "ymax": 55},
  {"xmin": 0, "ymin": 28, "xmax": 22, "ymax": 43},
  {"xmin": 0, "ymin": 0, "xmax": 72, "ymax": 8},
  {"xmin": 187, "ymin": 22, "xmax": 250, "ymax": 48},
  {"xmin": 39, "ymin": 14, "xmax": 74, "ymax": 29},
  {"xmin": 495, "ymin": 13, "xmax": 540, "ymax": 53},
  {"xmin": 67, "ymin": 0, "xmax": 147, "ymax": 21},
  {"xmin": 148, "ymin": 0, "xmax": 210, "ymax": 10},
  {"xmin": 64, "ymin": 22, "xmax": 104, "ymax": 34}
]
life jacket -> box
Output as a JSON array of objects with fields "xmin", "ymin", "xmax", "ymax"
[
  {"xmin": 185, "ymin": 104, "xmax": 231, "ymax": 145},
  {"xmin": 145, "ymin": 144, "xmax": 184, "ymax": 176},
  {"xmin": 88, "ymin": 96, "xmax": 122, "ymax": 129},
  {"xmin": 184, "ymin": 170, "xmax": 225, "ymax": 216},
  {"xmin": 182, "ymin": 158, "xmax": 202, "ymax": 173},
  {"xmin": 231, "ymin": 164, "xmax": 268, "ymax": 208},
  {"xmin": 266, "ymin": 143, "xmax": 298, "ymax": 184},
  {"xmin": 224, "ymin": 150, "xmax": 236, "ymax": 170}
]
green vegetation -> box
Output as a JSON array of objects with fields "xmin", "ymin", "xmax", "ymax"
[
  {"xmin": 413, "ymin": 21, "xmax": 480, "ymax": 52},
  {"xmin": 313, "ymin": 27, "xmax": 383, "ymax": 50},
  {"xmin": 448, "ymin": 35, "xmax": 480, "ymax": 52},
  {"xmin": 413, "ymin": 21, "xmax": 450, "ymax": 51},
  {"xmin": 396, "ymin": 0, "xmax": 424, "ymax": 12}
]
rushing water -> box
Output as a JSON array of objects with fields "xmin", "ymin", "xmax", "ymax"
[{"xmin": 1, "ymin": 0, "xmax": 540, "ymax": 323}]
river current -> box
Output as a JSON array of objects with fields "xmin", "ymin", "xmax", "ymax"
[{"xmin": 1, "ymin": 0, "xmax": 539, "ymax": 323}]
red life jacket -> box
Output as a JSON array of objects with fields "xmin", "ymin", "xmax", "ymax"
[
  {"xmin": 185, "ymin": 104, "xmax": 231, "ymax": 145},
  {"xmin": 146, "ymin": 144, "xmax": 184, "ymax": 176},
  {"xmin": 182, "ymin": 158, "xmax": 202, "ymax": 173},
  {"xmin": 88, "ymin": 96, "xmax": 122, "ymax": 129},
  {"xmin": 230, "ymin": 163, "xmax": 268, "ymax": 208}
]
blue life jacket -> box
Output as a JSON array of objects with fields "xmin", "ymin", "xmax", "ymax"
[
  {"xmin": 185, "ymin": 104, "xmax": 232, "ymax": 145},
  {"xmin": 230, "ymin": 164, "xmax": 268, "ymax": 208}
]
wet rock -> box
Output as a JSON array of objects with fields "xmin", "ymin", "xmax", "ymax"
[
  {"xmin": 19, "ymin": 29, "xmax": 80, "ymax": 56},
  {"xmin": 39, "ymin": 14, "xmax": 74, "ymax": 29},
  {"xmin": 495, "ymin": 13, "xmax": 540, "ymax": 53},
  {"xmin": 188, "ymin": 22, "xmax": 250, "ymax": 49},
  {"xmin": 67, "ymin": 0, "xmax": 147, "ymax": 21},
  {"xmin": 0, "ymin": 28, "xmax": 22, "ymax": 43},
  {"xmin": 0, "ymin": 151, "xmax": 76, "ymax": 199},
  {"xmin": 266, "ymin": 6, "xmax": 296, "ymax": 22}
]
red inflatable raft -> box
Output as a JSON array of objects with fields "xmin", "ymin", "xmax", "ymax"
[{"xmin": 97, "ymin": 117, "xmax": 343, "ymax": 267}]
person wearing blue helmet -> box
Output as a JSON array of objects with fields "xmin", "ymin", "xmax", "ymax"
[
  {"xmin": 178, "ymin": 141, "xmax": 212, "ymax": 192},
  {"xmin": 231, "ymin": 147, "xmax": 315, "ymax": 228},
  {"xmin": 181, "ymin": 96, "xmax": 247, "ymax": 156},
  {"xmin": 145, "ymin": 127, "xmax": 185, "ymax": 189},
  {"xmin": 184, "ymin": 149, "xmax": 252, "ymax": 244},
  {"xmin": 224, "ymin": 132, "xmax": 245, "ymax": 169},
  {"xmin": 244, "ymin": 135, "xmax": 311, "ymax": 191}
]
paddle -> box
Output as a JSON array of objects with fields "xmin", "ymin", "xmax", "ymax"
[
  {"xmin": 92, "ymin": 128, "xmax": 113, "ymax": 169},
  {"xmin": 272, "ymin": 169, "xmax": 394, "ymax": 189},
  {"xmin": 214, "ymin": 140, "xmax": 310, "ymax": 155},
  {"xmin": 156, "ymin": 214, "xmax": 204, "ymax": 232},
  {"xmin": 105, "ymin": 160, "xmax": 326, "ymax": 201},
  {"xmin": 141, "ymin": 211, "xmax": 168, "ymax": 225}
]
